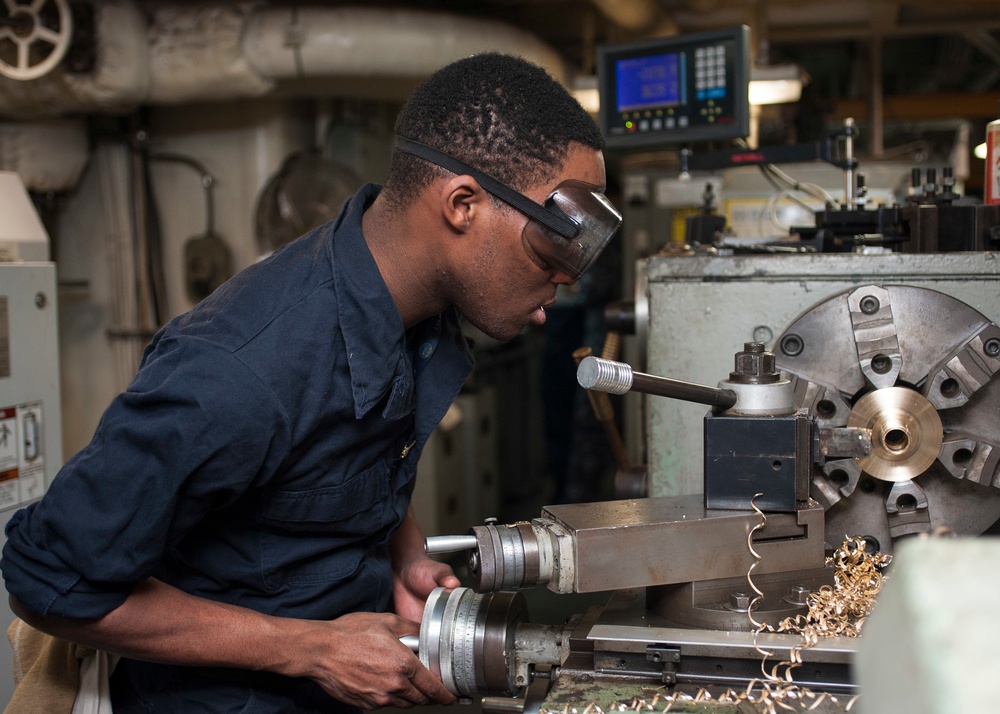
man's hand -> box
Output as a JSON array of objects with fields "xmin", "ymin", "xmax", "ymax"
[
  {"xmin": 304, "ymin": 611, "xmax": 458, "ymax": 710},
  {"xmin": 388, "ymin": 505, "xmax": 462, "ymax": 622},
  {"xmin": 392, "ymin": 555, "xmax": 462, "ymax": 622}
]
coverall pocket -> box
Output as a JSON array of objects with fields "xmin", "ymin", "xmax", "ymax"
[{"xmin": 258, "ymin": 460, "xmax": 393, "ymax": 586}]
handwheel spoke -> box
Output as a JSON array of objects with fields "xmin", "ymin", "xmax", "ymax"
[
  {"xmin": 36, "ymin": 25, "xmax": 60, "ymax": 45},
  {"xmin": 16, "ymin": 35, "xmax": 28, "ymax": 69}
]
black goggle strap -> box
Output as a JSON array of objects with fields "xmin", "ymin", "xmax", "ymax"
[{"xmin": 395, "ymin": 136, "xmax": 579, "ymax": 239}]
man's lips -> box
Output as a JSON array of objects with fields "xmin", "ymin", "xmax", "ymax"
[{"xmin": 530, "ymin": 298, "xmax": 558, "ymax": 326}]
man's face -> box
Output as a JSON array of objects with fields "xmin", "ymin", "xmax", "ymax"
[{"xmin": 453, "ymin": 143, "xmax": 608, "ymax": 342}]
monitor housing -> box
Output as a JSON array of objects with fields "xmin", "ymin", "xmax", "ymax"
[{"xmin": 597, "ymin": 26, "xmax": 751, "ymax": 150}]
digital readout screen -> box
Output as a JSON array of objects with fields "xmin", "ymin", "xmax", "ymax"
[{"xmin": 615, "ymin": 52, "xmax": 682, "ymax": 112}]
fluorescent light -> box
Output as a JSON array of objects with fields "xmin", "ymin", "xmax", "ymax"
[
  {"xmin": 750, "ymin": 64, "xmax": 808, "ymax": 106},
  {"xmin": 975, "ymin": 142, "xmax": 988, "ymax": 160}
]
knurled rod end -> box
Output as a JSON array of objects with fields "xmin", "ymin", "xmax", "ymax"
[{"xmin": 577, "ymin": 356, "xmax": 633, "ymax": 395}]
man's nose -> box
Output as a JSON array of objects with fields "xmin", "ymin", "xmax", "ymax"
[{"xmin": 550, "ymin": 269, "xmax": 576, "ymax": 286}]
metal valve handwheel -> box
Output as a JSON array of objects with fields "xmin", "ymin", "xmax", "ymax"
[{"xmin": 0, "ymin": 0, "xmax": 73, "ymax": 81}]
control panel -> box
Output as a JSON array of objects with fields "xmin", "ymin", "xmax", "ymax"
[{"xmin": 597, "ymin": 26, "xmax": 750, "ymax": 150}]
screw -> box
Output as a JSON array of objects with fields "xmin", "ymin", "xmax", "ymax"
[
  {"xmin": 753, "ymin": 325, "xmax": 773, "ymax": 344},
  {"xmin": 780, "ymin": 334, "xmax": 804, "ymax": 357},
  {"xmin": 870, "ymin": 354, "xmax": 893, "ymax": 374},
  {"xmin": 34, "ymin": 292, "xmax": 47, "ymax": 309},
  {"xmin": 859, "ymin": 296, "xmax": 880, "ymax": 315},
  {"xmin": 985, "ymin": 338, "xmax": 1000, "ymax": 358},
  {"xmin": 785, "ymin": 585, "xmax": 809, "ymax": 606}
]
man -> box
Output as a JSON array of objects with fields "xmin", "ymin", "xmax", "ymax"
[{"xmin": 1, "ymin": 52, "xmax": 619, "ymax": 712}]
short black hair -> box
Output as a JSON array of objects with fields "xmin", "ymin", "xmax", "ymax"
[{"xmin": 384, "ymin": 52, "xmax": 604, "ymax": 209}]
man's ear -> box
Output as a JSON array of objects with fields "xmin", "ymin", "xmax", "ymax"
[{"xmin": 438, "ymin": 174, "xmax": 488, "ymax": 233}]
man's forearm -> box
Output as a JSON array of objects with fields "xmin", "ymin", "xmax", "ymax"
[
  {"xmin": 11, "ymin": 578, "xmax": 312, "ymax": 677},
  {"xmin": 11, "ymin": 576, "xmax": 453, "ymax": 709}
]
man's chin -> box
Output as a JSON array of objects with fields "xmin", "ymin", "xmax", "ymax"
[{"xmin": 459, "ymin": 316, "xmax": 527, "ymax": 344}]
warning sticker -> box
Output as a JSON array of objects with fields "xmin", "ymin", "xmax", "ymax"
[{"xmin": 0, "ymin": 403, "xmax": 45, "ymax": 509}]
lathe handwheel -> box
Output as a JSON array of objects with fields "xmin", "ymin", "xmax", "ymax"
[{"xmin": 419, "ymin": 587, "xmax": 528, "ymax": 697}]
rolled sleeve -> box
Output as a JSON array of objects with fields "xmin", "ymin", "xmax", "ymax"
[{"xmin": 1, "ymin": 336, "xmax": 291, "ymax": 619}]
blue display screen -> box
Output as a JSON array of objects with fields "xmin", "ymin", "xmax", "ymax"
[{"xmin": 615, "ymin": 52, "xmax": 682, "ymax": 112}]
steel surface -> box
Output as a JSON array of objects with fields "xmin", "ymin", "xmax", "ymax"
[{"xmin": 541, "ymin": 495, "xmax": 824, "ymax": 592}]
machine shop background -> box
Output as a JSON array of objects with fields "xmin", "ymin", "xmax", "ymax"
[{"xmin": 4, "ymin": 0, "xmax": 1000, "ymax": 712}]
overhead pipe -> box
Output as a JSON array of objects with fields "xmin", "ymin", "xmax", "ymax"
[
  {"xmin": 0, "ymin": 1, "xmax": 569, "ymax": 117},
  {"xmin": 243, "ymin": 6, "xmax": 567, "ymax": 87}
]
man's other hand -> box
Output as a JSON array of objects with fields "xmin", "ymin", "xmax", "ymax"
[{"xmin": 391, "ymin": 556, "xmax": 461, "ymax": 623}]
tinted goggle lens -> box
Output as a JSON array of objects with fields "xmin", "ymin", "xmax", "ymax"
[
  {"xmin": 522, "ymin": 180, "xmax": 622, "ymax": 282},
  {"xmin": 394, "ymin": 136, "xmax": 621, "ymax": 281}
]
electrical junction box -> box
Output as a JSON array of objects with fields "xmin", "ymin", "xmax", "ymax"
[
  {"xmin": 0, "ymin": 264, "xmax": 61, "ymax": 508},
  {"xmin": 0, "ymin": 170, "xmax": 62, "ymax": 707}
]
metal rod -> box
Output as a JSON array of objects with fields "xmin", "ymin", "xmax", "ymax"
[
  {"xmin": 399, "ymin": 635, "xmax": 419, "ymax": 652},
  {"xmin": 425, "ymin": 534, "xmax": 478, "ymax": 555},
  {"xmin": 577, "ymin": 356, "xmax": 737, "ymax": 409},
  {"xmin": 480, "ymin": 697, "xmax": 526, "ymax": 714}
]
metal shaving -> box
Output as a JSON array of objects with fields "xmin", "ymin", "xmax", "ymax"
[
  {"xmin": 739, "ymin": 494, "xmax": 891, "ymax": 710},
  {"xmin": 772, "ymin": 533, "xmax": 892, "ymax": 643},
  {"xmin": 540, "ymin": 494, "xmax": 892, "ymax": 714}
]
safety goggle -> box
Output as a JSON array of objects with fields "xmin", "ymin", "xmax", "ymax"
[{"xmin": 396, "ymin": 136, "xmax": 621, "ymax": 282}]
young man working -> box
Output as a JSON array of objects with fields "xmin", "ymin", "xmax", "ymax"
[{"xmin": 1, "ymin": 52, "xmax": 620, "ymax": 712}]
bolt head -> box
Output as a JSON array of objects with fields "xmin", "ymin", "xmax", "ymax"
[
  {"xmin": 786, "ymin": 585, "xmax": 810, "ymax": 606},
  {"xmin": 729, "ymin": 591, "xmax": 751, "ymax": 610},
  {"xmin": 730, "ymin": 344, "xmax": 779, "ymax": 384}
]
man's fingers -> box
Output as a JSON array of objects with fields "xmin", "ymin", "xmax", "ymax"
[
  {"xmin": 411, "ymin": 663, "xmax": 458, "ymax": 704},
  {"xmin": 388, "ymin": 615, "xmax": 420, "ymax": 637}
]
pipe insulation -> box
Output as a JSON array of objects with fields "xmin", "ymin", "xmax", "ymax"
[
  {"xmin": 0, "ymin": 1, "xmax": 569, "ymax": 117},
  {"xmin": 0, "ymin": 119, "xmax": 89, "ymax": 192},
  {"xmin": 244, "ymin": 6, "xmax": 567, "ymax": 85}
]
